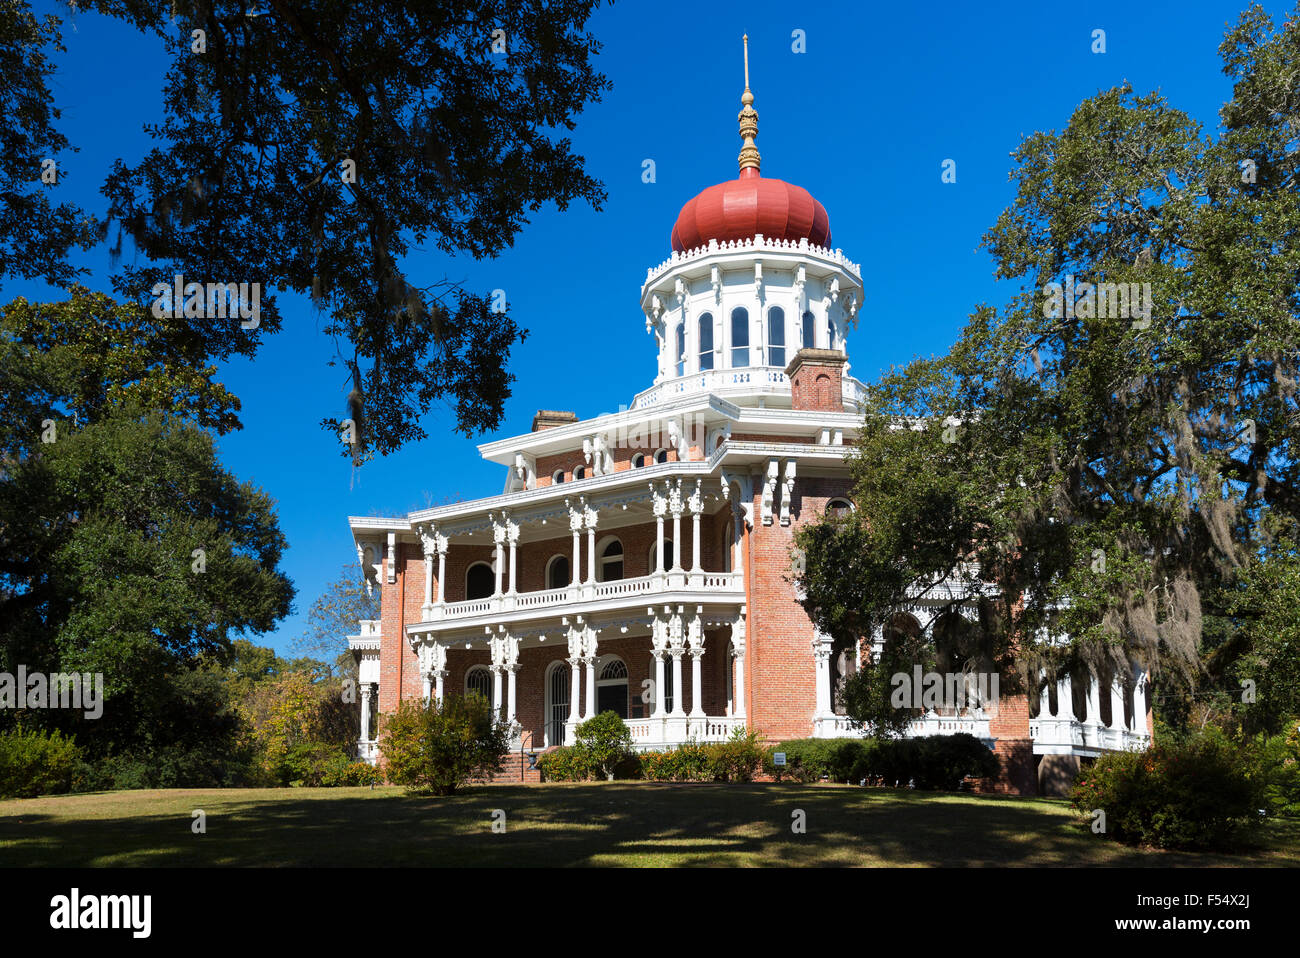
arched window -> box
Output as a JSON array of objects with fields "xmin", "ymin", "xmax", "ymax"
[
  {"xmin": 802, "ymin": 310, "xmax": 816, "ymax": 349},
  {"xmin": 574, "ymin": 465, "xmax": 586, "ymax": 480},
  {"xmin": 552, "ymin": 469, "xmax": 565, "ymax": 485},
  {"xmin": 698, "ymin": 313, "xmax": 714, "ymax": 371},
  {"xmin": 545, "ymin": 661, "xmax": 570, "ymax": 746},
  {"xmin": 649, "ymin": 540, "xmax": 675, "ymax": 573},
  {"xmin": 826, "ymin": 315, "xmax": 835, "ymax": 350},
  {"xmin": 654, "ymin": 448, "xmax": 669, "ymax": 464},
  {"xmin": 826, "ymin": 498, "xmax": 853, "ymax": 518},
  {"xmin": 465, "ymin": 561, "xmax": 494, "ymax": 600},
  {"xmin": 599, "ymin": 539, "xmax": 624, "ymax": 582},
  {"xmin": 767, "ymin": 306, "xmax": 785, "ymax": 367},
  {"xmin": 675, "ymin": 322, "xmax": 686, "ymax": 377},
  {"xmin": 596, "ymin": 656, "xmax": 629, "ymax": 718},
  {"xmin": 631, "ymin": 452, "xmax": 645, "ymax": 468},
  {"xmin": 546, "ymin": 554, "xmax": 570, "ymax": 590},
  {"xmin": 466, "ymin": 665, "xmax": 493, "ymax": 708},
  {"xmin": 731, "ymin": 307, "xmax": 749, "ymax": 367}
]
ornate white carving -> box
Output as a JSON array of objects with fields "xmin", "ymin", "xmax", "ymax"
[
  {"xmin": 780, "ymin": 459, "xmax": 797, "ymax": 526},
  {"xmin": 386, "ymin": 531, "xmax": 397, "ymax": 584},
  {"xmin": 760, "ymin": 459, "xmax": 779, "ymax": 526}
]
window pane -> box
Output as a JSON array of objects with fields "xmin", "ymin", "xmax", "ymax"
[
  {"xmin": 732, "ymin": 307, "xmax": 750, "ymax": 367},
  {"xmin": 802, "ymin": 311, "xmax": 815, "ymax": 348},
  {"xmin": 698, "ymin": 313, "xmax": 713, "ymax": 370}
]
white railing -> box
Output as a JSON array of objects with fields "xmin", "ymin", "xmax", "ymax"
[
  {"xmin": 623, "ymin": 715, "xmax": 745, "ymax": 748},
  {"xmin": 1029, "ymin": 717, "xmax": 1150, "ymax": 753},
  {"xmin": 432, "ymin": 571, "xmax": 744, "ymax": 623},
  {"xmin": 813, "ymin": 713, "xmax": 993, "ymax": 741}
]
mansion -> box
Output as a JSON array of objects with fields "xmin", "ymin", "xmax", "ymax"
[{"xmin": 346, "ymin": 61, "xmax": 1152, "ymax": 796}]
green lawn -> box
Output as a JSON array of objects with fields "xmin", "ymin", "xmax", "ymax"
[{"xmin": 0, "ymin": 782, "xmax": 1295, "ymax": 867}]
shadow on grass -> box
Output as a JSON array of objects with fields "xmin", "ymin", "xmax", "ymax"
[{"xmin": 1, "ymin": 783, "xmax": 1296, "ymax": 867}]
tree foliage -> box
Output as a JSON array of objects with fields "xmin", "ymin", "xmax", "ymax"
[
  {"xmin": 379, "ymin": 693, "xmax": 508, "ymax": 795},
  {"xmin": 51, "ymin": 0, "xmax": 611, "ymax": 457},
  {"xmin": 799, "ymin": 5, "xmax": 1300, "ymax": 727}
]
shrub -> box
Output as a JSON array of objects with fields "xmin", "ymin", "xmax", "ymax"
[
  {"xmin": 538, "ymin": 745, "xmax": 596, "ymax": 782},
  {"xmin": 0, "ymin": 727, "xmax": 80, "ymax": 798},
  {"xmin": 764, "ymin": 735, "xmax": 996, "ymax": 789},
  {"xmin": 707, "ymin": 726, "xmax": 765, "ymax": 782},
  {"xmin": 1071, "ymin": 734, "xmax": 1266, "ymax": 849},
  {"xmin": 1259, "ymin": 723, "xmax": 1300, "ymax": 818},
  {"xmin": 318, "ymin": 753, "xmax": 383, "ymax": 787},
  {"xmin": 379, "ymin": 693, "xmax": 509, "ymax": 795},
  {"xmin": 574, "ymin": 711, "xmax": 633, "ymax": 781}
]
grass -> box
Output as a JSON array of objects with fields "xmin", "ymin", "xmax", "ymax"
[{"xmin": 1, "ymin": 782, "xmax": 1296, "ymax": 867}]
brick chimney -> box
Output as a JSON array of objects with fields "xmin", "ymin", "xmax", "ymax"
[
  {"xmin": 531, "ymin": 410, "xmax": 578, "ymax": 432},
  {"xmin": 785, "ymin": 349, "xmax": 847, "ymax": 412}
]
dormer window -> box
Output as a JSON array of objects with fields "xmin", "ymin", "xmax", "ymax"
[
  {"xmin": 768, "ymin": 306, "xmax": 785, "ymax": 367},
  {"xmin": 731, "ymin": 307, "xmax": 749, "ymax": 367},
  {"xmin": 698, "ymin": 313, "xmax": 714, "ymax": 371}
]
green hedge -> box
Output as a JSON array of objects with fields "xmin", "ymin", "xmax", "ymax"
[
  {"xmin": 540, "ymin": 726, "xmax": 765, "ymax": 783},
  {"xmin": 763, "ymin": 735, "xmax": 998, "ymax": 790},
  {"xmin": 0, "ymin": 727, "xmax": 81, "ymax": 798}
]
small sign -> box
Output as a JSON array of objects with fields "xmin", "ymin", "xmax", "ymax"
[{"xmin": 773, "ymin": 752, "xmax": 786, "ymax": 767}]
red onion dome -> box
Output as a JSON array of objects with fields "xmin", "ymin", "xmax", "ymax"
[{"xmin": 670, "ymin": 168, "xmax": 832, "ymax": 252}]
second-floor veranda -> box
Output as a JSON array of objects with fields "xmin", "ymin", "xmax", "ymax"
[{"xmin": 401, "ymin": 474, "xmax": 749, "ymax": 640}]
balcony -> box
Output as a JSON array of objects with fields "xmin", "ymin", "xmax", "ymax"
[
  {"xmin": 813, "ymin": 712, "xmax": 993, "ymax": 742},
  {"xmin": 1029, "ymin": 716, "xmax": 1150, "ymax": 755},
  {"xmin": 411, "ymin": 570, "xmax": 746, "ymax": 637}
]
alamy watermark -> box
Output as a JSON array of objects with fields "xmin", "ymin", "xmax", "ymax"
[
  {"xmin": 890, "ymin": 666, "xmax": 999, "ymax": 715},
  {"xmin": 150, "ymin": 273, "xmax": 260, "ymax": 329},
  {"xmin": 0, "ymin": 666, "xmax": 103, "ymax": 719},
  {"xmin": 1042, "ymin": 274, "xmax": 1152, "ymax": 328}
]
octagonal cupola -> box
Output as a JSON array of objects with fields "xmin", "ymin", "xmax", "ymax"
[{"xmin": 636, "ymin": 37, "xmax": 864, "ymax": 413}]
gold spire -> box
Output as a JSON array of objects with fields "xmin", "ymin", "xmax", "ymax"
[{"xmin": 738, "ymin": 34, "xmax": 760, "ymax": 175}]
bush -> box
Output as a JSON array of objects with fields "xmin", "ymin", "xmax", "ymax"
[
  {"xmin": 707, "ymin": 726, "xmax": 765, "ymax": 782},
  {"xmin": 1259, "ymin": 723, "xmax": 1300, "ymax": 818},
  {"xmin": 538, "ymin": 745, "xmax": 596, "ymax": 782},
  {"xmin": 379, "ymin": 693, "xmax": 509, "ymax": 795},
  {"xmin": 318, "ymin": 754, "xmax": 383, "ymax": 787},
  {"xmin": 1071, "ymin": 733, "xmax": 1266, "ymax": 849},
  {"xmin": 764, "ymin": 735, "xmax": 996, "ymax": 789},
  {"xmin": 0, "ymin": 727, "xmax": 80, "ymax": 798},
  {"xmin": 574, "ymin": 711, "xmax": 633, "ymax": 781}
]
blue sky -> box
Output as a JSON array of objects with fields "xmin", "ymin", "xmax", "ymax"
[{"xmin": 9, "ymin": 0, "xmax": 1292, "ymax": 655}]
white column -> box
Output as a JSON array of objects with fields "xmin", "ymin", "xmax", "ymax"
[
  {"xmin": 421, "ymin": 672, "xmax": 432, "ymax": 703},
  {"xmin": 1109, "ymin": 673, "xmax": 1126, "ymax": 730},
  {"xmin": 359, "ymin": 683, "xmax": 373, "ymax": 744},
  {"xmin": 585, "ymin": 657, "xmax": 597, "ymax": 718},
  {"xmin": 1133, "ymin": 666, "xmax": 1148, "ymax": 735},
  {"xmin": 670, "ymin": 482, "xmax": 683, "ymax": 571},
  {"xmin": 434, "ymin": 668, "xmax": 445, "ymax": 705},
  {"xmin": 653, "ymin": 484, "xmax": 667, "ymax": 576},
  {"xmin": 492, "ymin": 516, "xmax": 505, "ymax": 597},
  {"xmin": 732, "ymin": 612, "xmax": 747, "ymax": 719},
  {"xmin": 506, "ymin": 520, "xmax": 519, "ymax": 595},
  {"xmin": 1084, "ymin": 671, "xmax": 1102, "ymax": 726},
  {"xmin": 506, "ymin": 665, "xmax": 519, "ymax": 725},
  {"xmin": 653, "ymin": 652, "xmax": 667, "ymax": 718},
  {"xmin": 421, "ymin": 536, "xmax": 434, "ymax": 614},
  {"xmin": 731, "ymin": 501, "xmax": 745, "ymax": 577},
  {"xmin": 670, "ymin": 651, "xmax": 685, "ymax": 717},
  {"xmin": 1058, "ymin": 673, "xmax": 1074, "ymax": 721},
  {"xmin": 1035, "ymin": 668, "xmax": 1052, "ymax": 719},
  {"xmin": 689, "ymin": 650, "xmax": 705, "ymax": 718},
  {"xmin": 813, "ymin": 633, "xmax": 834, "ymax": 719},
  {"xmin": 689, "ymin": 480, "xmax": 702, "ymax": 579},
  {"xmin": 585, "ymin": 502, "xmax": 597, "ymax": 586},
  {"xmin": 568, "ymin": 657, "xmax": 582, "ymax": 724},
  {"xmin": 492, "ymin": 667, "xmax": 504, "ymax": 720},
  {"xmin": 435, "ymin": 539, "xmax": 447, "ymax": 607},
  {"xmin": 688, "ymin": 611, "xmax": 705, "ymax": 717}
]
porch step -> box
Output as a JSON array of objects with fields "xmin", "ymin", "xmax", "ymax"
[{"xmin": 472, "ymin": 749, "xmax": 546, "ymax": 785}]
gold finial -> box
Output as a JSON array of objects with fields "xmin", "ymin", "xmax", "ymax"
[{"xmin": 739, "ymin": 34, "xmax": 760, "ymax": 175}]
